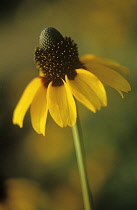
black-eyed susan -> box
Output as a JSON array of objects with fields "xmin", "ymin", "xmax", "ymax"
[{"xmin": 13, "ymin": 27, "xmax": 131, "ymax": 136}]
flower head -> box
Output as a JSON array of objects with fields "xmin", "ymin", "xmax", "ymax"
[{"xmin": 13, "ymin": 27, "xmax": 131, "ymax": 135}]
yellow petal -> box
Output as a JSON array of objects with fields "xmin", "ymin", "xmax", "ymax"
[
  {"xmin": 30, "ymin": 85, "xmax": 48, "ymax": 136},
  {"xmin": 84, "ymin": 63, "xmax": 131, "ymax": 97},
  {"xmin": 66, "ymin": 69, "xmax": 107, "ymax": 113},
  {"xmin": 13, "ymin": 77, "xmax": 42, "ymax": 128},
  {"xmin": 80, "ymin": 54, "xmax": 129, "ymax": 75},
  {"xmin": 47, "ymin": 80, "xmax": 76, "ymax": 127}
]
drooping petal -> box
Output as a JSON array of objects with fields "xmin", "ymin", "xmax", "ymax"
[
  {"xmin": 66, "ymin": 69, "xmax": 107, "ymax": 113},
  {"xmin": 83, "ymin": 63, "xmax": 131, "ymax": 97},
  {"xmin": 13, "ymin": 77, "xmax": 42, "ymax": 128},
  {"xmin": 30, "ymin": 85, "xmax": 48, "ymax": 136},
  {"xmin": 47, "ymin": 80, "xmax": 76, "ymax": 127},
  {"xmin": 80, "ymin": 54, "xmax": 129, "ymax": 75}
]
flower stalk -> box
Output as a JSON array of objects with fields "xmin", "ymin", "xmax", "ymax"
[{"xmin": 72, "ymin": 120, "xmax": 94, "ymax": 210}]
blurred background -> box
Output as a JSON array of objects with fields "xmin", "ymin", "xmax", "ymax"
[{"xmin": 0, "ymin": 0, "xmax": 137, "ymax": 209}]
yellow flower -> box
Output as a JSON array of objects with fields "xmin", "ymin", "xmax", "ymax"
[
  {"xmin": 80, "ymin": 54, "xmax": 131, "ymax": 98},
  {"xmin": 13, "ymin": 27, "xmax": 131, "ymax": 136}
]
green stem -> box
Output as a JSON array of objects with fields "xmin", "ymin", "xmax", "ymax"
[{"xmin": 72, "ymin": 121, "xmax": 94, "ymax": 210}]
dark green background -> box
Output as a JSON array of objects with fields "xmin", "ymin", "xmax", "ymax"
[{"xmin": 0, "ymin": 0, "xmax": 136, "ymax": 209}]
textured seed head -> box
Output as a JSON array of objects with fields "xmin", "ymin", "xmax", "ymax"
[
  {"xmin": 39, "ymin": 27, "xmax": 64, "ymax": 50},
  {"xmin": 35, "ymin": 27, "xmax": 85, "ymax": 86}
]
